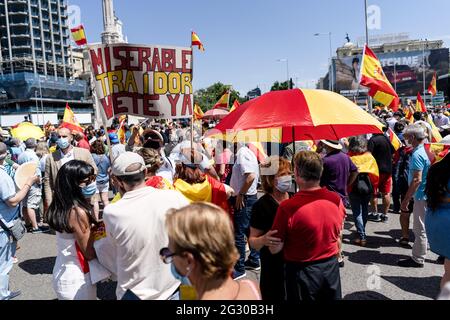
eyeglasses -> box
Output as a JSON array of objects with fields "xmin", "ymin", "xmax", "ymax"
[
  {"xmin": 79, "ymin": 175, "xmax": 97, "ymax": 186},
  {"xmin": 159, "ymin": 247, "xmax": 179, "ymax": 264}
]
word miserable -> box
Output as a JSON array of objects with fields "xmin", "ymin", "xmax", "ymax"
[{"xmin": 89, "ymin": 45, "xmax": 193, "ymax": 119}]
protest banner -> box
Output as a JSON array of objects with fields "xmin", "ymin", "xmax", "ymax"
[{"xmin": 88, "ymin": 43, "xmax": 193, "ymax": 120}]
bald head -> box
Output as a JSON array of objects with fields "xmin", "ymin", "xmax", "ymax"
[{"xmin": 58, "ymin": 127, "xmax": 72, "ymax": 138}]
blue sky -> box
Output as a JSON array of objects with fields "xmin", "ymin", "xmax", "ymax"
[{"xmin": 68, "ymin": 0, "xmax": 450, "ymax": 96}]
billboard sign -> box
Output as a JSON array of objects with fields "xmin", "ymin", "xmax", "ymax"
[{"xmin": 334, "ymin": 48, "xmax": 449, "ymax": 99}]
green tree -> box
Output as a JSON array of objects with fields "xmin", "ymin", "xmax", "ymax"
[
  {"xmin": 194, "ymin": 82, "xmax": 242, "ymax": 111},
  {"xmin": 270, "ymin": 81, "xmax": 290, "ymax": 91}
]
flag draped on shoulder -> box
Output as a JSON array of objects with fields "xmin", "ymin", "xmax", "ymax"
[
  {"xmin": 359, "ymin": 45, "xmax": 399, "ymax": 111},
  {"xmin": 428, "ymin": 73, "xmax": 437, "ymax": 96},
  {"xmin": 424, "ymin": 143, "xmax": 449, "ymax": 164},
  {"xmin": 191, "ymin": 31, "xmax": 204, "ymax": 51},
  {"xmin": 213, "ymin": 91, "xmax": 230, "ymax": 109},
  {"xmin": 416, "ymin": 92, "xmax": 427, "ymax": 113},
  {"xmin": 70, "ymin": 25, "xmax": 87, "ymax": 46},
  {"xmin": 60, "ymin": 103, "xmax": 83, "ymax": 133}
]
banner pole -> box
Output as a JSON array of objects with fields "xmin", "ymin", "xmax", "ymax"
[{"xmin": 190, "ymin": 34, "xmax": 194, "ymax": 155}]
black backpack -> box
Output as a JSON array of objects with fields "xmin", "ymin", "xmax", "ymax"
[{"xmin": 354, "ymin": 173, "xmax": 374, "ymax": 196}]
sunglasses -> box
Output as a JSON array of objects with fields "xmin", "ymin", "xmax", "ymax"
[{"xmin": 159, "ymin": 247, "xmax": 181, "ymax": 264}]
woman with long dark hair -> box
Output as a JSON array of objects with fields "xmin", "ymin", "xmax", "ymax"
[
  {"xmin": 47, "ymin": 160, "xmax": 98, "ymax": 300},
  {"xmin": 425, "ymin": 154, "xmax": 450, "ymax": 290}
]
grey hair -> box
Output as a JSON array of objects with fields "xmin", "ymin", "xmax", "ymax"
[
  {"xmin": 348, "ymin": 135, "xmax": 368, "ymax": 153},
  {"xmin": 403, "ymin": 124, "xmax": 426, "ymax": 141}
]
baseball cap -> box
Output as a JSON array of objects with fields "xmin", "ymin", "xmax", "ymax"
[
  {"xmin": 108, "ymin": 133, "xmax": 119, "ymax": 144},
  {"xmin": 112, "ymin": 152, "xmax": 146, "ymax": 176},
  {"xmin": 0, "ymin": 128, "xmax": 10, "ymax": 138}
]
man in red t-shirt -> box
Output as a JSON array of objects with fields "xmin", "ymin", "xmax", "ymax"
[{"xmin": 270, "ymin": 151, "xmax": 345, "ymax": 301}]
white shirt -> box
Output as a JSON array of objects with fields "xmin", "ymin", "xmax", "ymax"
[
  {"xmin": 230, "ymin": 146, "xmax": 259, "ymax": 196},
  {"xmin": 102, "ymin": 187, "xmax": 189, "ymax": 300},
  {"xmin": 60, "ymin": 148, "xmax": 75, "ymax": 166}
]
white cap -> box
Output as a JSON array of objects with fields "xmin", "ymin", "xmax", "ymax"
[{"xmin": 111, "ymin": 152, "xmax": 146, "ymax": 176}]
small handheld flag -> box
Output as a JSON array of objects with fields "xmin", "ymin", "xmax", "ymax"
[
  {"xmin": 70, "ymin": 25, "xmax": 87, "ymax": 46},
  {"xmin": 191, "ymin": 31, "xmax": 204, "ymax": 51}
]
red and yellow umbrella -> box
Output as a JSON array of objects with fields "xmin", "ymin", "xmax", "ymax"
[{"xmin": 208, "ymin": 89, "xmax": 383, "ymax": 142}]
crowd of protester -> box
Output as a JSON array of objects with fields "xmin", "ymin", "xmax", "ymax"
[{"xmin": 0, "ymin": 104, "xmax": 449, "ymax": 301}]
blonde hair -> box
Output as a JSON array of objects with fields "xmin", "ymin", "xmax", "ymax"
[
  {"xmin": 166, "ymin": 202, "xmax": 239, "ymax": 280},
  {"xmin": 137, "ymin": 148, "xmax": 164, "ymax": 173},
  {"xmin": 35, "ymin": 141, "xmax": 49, "ymax": 158}
]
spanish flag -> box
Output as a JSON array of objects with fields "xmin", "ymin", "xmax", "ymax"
[
  {"xmin": 388, "ymin": 128, "xmax": 403, "ymax": 151},
  {"xmin": 424, "ymin": 143, "xmax": 450, "ymax": 164},
  {"xmin": 230, "ymin": 100, "xmax": 240, "ymax": 113},
  {"xmin": 194, "ymin": 104, "xmax": 204, "ymax": 120},
  {"xmin": 70, "ymin": 25, "xmax": 87, "ymax": 46},
  {"xmin": 60, "ymin": 103, "xmax": 83, "ymax": 133},
  {"xmin": 191, "ymin": 31, "xmax": 204, "ymax": 51},
  {"xmin": 428, "ymin": 73, "xmax": 437, "ymax": 97},
  {"xmin": 426, "ymin": 114, "xmax": 443, "ymax": 143},
  {"xmin": 360, "ymin": 45, "xmax": 399, "ymax": 111},
  {"xmin": 404, "ymin": 106, "xmax": 414, "ymax": 123},
  {"xmin": 117, "ymin": 115, "xmax": 127, "ymax": 144},
  {"xmin": 416, "ymin": 92, "xmax": 427, "ymax": 113},
  {"xmin": 213, "ymin": 91, "xmax": 230, "ymax": 109}
]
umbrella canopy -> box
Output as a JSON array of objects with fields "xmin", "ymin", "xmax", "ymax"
[
  {"xmin": 203, "ymin": 108, "xmax": 229, "ymax": 120},
  {"xmin": 208, "ymin": 89, "xmax": 383, "ymax": 143},
  {"xmin": 11, "ymin": 122, "xmax": 45, "ymax": 141}
]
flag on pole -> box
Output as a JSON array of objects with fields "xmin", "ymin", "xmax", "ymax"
[
  {"xmin": 230, "ymin": 100, "xmax": 241, "ymax": 113},
  {"xmin": 388, "ymin": 128, "xmax": 403, "ymax": 151},
  {"xmin": 359, "ymin": 45, "xmax": 399, "ymax": 111},
  {"xmin": 428, "ymin": 72, "xmax": 437, "ymax": 96},
  {"xmin": 213, "ymin": 91, "xmax": 230, "ymax": 109},
  {"xmin": 70, "ymin": 25, "xmax": 87, "ymax": 46},
  {"xmin": 191, "ymin": 31, "xmax": 204, "ymax": 51},
  {"xmin": 415, "ymin": 92, "xmax": 427, "ymax": 113},
  {"xmin": 424, "ymin": 143, "xmax": 449, "ymax": 164},
  {"xmin": 193, "ymin": 104, "xmax": 204, "ymax": 120},
  {"xmin": 60, "ymin": 103, "xmax": 83, "ymax": 133},
  {"xmin": 426, "ymin": 114, "xmax": 443, "ymax": 143}
]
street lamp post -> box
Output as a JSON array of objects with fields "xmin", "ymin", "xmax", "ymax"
[
  {"xmin": 38, "ymin": 75, "xmax": 47, "ymax": 126},
  {"xmin": 314, "ymin": 32, "xmax": 333, "ymax": 91},
  {"xmin": 276, "ymin": 58, "xmax": 289, "ymax": 89},
  {"xmin": 422, "ymin": 39, "xmax": 428, "ymax": 105}
]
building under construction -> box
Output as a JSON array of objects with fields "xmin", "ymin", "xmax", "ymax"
[{"xmin": 0, "ymin": 0, "xmax": 91, "ymax": 126}]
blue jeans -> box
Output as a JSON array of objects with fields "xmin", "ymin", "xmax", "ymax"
[
  {"xmin": 231, "ymin": 194, "xmax": 259, "ymax": 274},
  {"xmin": 0, "ymin": 231, "xmax": 17, "ymax": 299},
  {"xmin": 349, "ymin": 193, "xmax": 371, "ymax": 240}
]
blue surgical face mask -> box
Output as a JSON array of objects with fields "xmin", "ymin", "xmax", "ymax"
[
  {"xmin": 170, "ymin": 263, "xmax": 191, "ymax": 286},
  {"xmin": 57, "ymin": 137, "xmax": 70, "ymax": 150},
  {"xmin": 276, "ymin": 175, "xmax": 292, "ymax": 193},
  {"xmin": 81, "ymin": 182, "xmax": 97, "ymax": 198}
]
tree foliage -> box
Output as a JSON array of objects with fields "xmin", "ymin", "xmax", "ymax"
[
  {"xmin": 194, "ymin": 82, "xmax": 243, "ymax": 111},
  {"xmin": 270, "ymin": 80, "xmax": 290, "ymax": 91}
]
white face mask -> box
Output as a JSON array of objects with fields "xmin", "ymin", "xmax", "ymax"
[{"xmin": 275, "ymin": 175, "xmax": 292, "ymax": 193}]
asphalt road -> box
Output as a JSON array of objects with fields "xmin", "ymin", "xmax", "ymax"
[{"xmin": 9, "ymin": 207, "xmax": 443, "ymax": 300}]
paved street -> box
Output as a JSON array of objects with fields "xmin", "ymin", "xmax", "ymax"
[{"xmin": 10, "ymin": 208, "xmax": 443, "ymax": 300}]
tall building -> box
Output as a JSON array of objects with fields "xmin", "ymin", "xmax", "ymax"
[{"xmin": 0, "ymin": 0, "xmax": 90, "ymax": 125}]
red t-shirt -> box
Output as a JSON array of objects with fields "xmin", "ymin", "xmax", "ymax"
[{"xmin": 271, "ymin": 187, "xmax": 345, "ymax": 263}]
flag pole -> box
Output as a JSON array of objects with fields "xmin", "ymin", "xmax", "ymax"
[
  {"xmin": 364, "ymin": 0, "xmax": 373, "ymax": 112},
  {"xmin": 190, "ymin": 32, "xmax": 194, "ymax": 156}
]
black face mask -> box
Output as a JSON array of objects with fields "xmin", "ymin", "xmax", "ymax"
[{"xmin": 144, "ymin": 140, "xmax": 161, "ymax": 150}]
